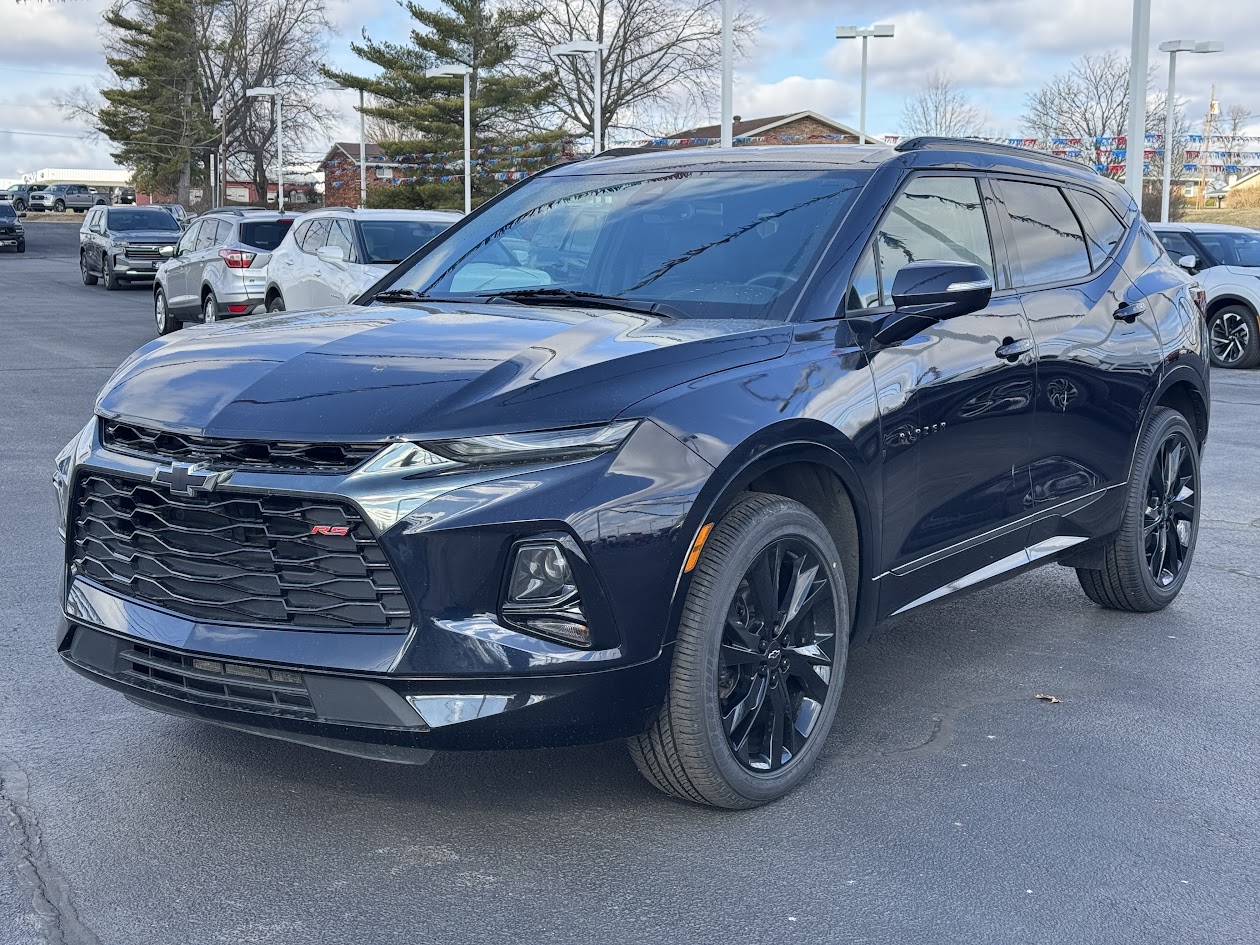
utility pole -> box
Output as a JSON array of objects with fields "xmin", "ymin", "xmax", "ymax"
[
  {"xmin": 1125, "ymin": 0, "xmax": 1151, "ymax": 204},
  {"xmin": 1200, "ymin": 85, "xmax": 1218, "ymax": 210}
]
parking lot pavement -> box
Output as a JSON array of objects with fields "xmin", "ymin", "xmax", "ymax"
[{"xmin": 2, "ymin": 223, "xmax": 1258, "ymax": 945}]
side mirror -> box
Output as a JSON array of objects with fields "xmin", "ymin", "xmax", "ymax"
[
  {"xmin": 871, "ymin": 261, "xmax": 994, "ymax": 348},
  {"xmin": 316, "ymin": 245, "xmax": 347, "ymax": 267},
  {"xmin": 1177, "ymin": 254, "xmax": 1198, "ymax": 273},
  {"xmin": 160, "ymin": 244, "xmax": 175, "ymax": 257}
]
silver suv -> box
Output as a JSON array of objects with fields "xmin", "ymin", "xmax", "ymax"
[{"xmin": 153, "ymin": 209, "xmax": 296, "ymax": 335}]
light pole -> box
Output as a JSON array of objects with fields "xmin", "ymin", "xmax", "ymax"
[
  {"xmin": 426, "ymin": 64, "xmax": 473, "ymax": 214},
  {"xmin": 1125, "ymin": 0, "xmax": 1151, "ymax": 204},
  {"xmin": 246, "ymin": 86, "xmax": 283, "ymax": 211},
  {"xmin": 327, "ymin": 83, "xmax": 368, "ymax": 208},
  {"xmin": 1157, "ymin": 40, "xmax": 1223, "ymax": 223},
  {"xmin": 835, "ymin": 24, "xmax": 895, "ymax": 145},
  {"xmin": 720, "ymin": 0, "xmax": 733, "ymax": 148},
  {"xmin": 549, "ymin": 41, "xmax": 607, "ymax": 154}
]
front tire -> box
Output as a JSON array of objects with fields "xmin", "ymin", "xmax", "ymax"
[
  {"xmin": 80, "ymin": 253, "xmax": 98, "ymax": 285},
  {"xmin": 13, "ymin": 199, "xmax": 24, "ymax": 212},
  {"xmin": 53, "ymin": 200, "xmax": 66, "ymax": 213},
  {"xmin": 629, "ymin": 493, "xmax": 849, "ymax": 809},
  {"xmin": 154, "ymin": 288, "xmax": 178, "ymax": 335},
  {"xmin": 103, "ymin": 256, "xmax": 120, "ymax": 291},
  {"xmin": 1077, "ymin": 407, "xmax": 1200, "ymax": 612},
  {"xmin": 1206, "ymin": 304, "xmax": 1260, "ymax": 369},
  {"xmin": 16, "ymin": 240, "xmax": 25, "ymax": 254}
]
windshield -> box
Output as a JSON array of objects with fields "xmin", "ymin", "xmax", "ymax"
[
  {"xmin": 0, "ymin": 204, "xmax": 15, "ymax": 220},
  {"xmin": 379, "ymin": 169, "xmax": 866, "ymax": 319},
  {"xmin": 1196, "ymin": 230, "xmax": 1260, "ymax": 268},
  {"xmin": 107, "ymin": 209, "xmax": 181, "ymax": 232},
  {"xmin": 359, "ymin": 220, "xmax": 454, "ymax": 265}
]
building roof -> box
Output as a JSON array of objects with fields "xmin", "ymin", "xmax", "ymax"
[
  {"xmin": 664, "ymin": 111, "xmax": 862, "ymax": 141},
  {"xmin": 320, "ymin": 142, "xmax": 389, "ymax": 166}
]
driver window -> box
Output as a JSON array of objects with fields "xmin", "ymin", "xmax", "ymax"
[
  {"xmin": 875, "ymin": 176, "xmax": 994, "ymax": 305},
  {"xmin": 177, "ymin": 221, "xmax": 201, "ymax": 255},
  {"xmin": 326, "ymin": 219, "xmax": 356, "ymax": 261}
]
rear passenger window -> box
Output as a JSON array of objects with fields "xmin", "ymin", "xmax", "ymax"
[
  {"xmin": 1068, "ymin": 190, "xmax": 1128, "ymax": 267},
  {"xmin": 874, "ymin": 176, "xmax": 994, "ymax": 305},
  {"xmin": 998, "ymin": 181, "xmax": 1091, "ymax": 286}
]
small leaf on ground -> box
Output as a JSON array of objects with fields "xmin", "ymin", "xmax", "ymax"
[{"xmin": 1035, "ymin": 693, "xmax": 1062, "ymax": 704}]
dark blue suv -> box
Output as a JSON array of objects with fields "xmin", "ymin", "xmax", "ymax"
[{"xmin": 55, "ymin": 139, "xmax": 1208, "ymax": 807}]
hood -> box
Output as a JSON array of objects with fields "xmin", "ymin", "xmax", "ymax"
[
  {"xmin": 96, "ymin": 303, "xmax": 791, "ymax": 440},
  {"xmin": 108, "ymin": 229, "xmax": 182, "ymax": 242}
]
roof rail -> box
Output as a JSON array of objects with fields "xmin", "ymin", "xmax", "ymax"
[
  {"xmin": 201, "ymin": 206, "xmax": 274, "ymax": 215},
  {"xmin": 894, "ymin": 136, "xmax": 1091, "ymax": 171},
  {"xmin": 317, "ymin": 206, "xmax": 357, "ymax": 213}
]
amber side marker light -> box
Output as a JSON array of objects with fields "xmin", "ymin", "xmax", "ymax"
[{"xmin": 684, "ymin": 523, "xmax": 715, "ymax": 573}]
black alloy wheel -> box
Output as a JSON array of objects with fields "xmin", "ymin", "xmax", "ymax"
[
  {"xmin": 1143, "ymin": 432, "xmax": 1197, "ymax": 590},
  {"xmin": 1077, "ymin": 407, "xmax": 1200, "ymax": 611},
  {"xmin": 717, "ymin": 537, "xmax": 839, "ymax": 773},
  {"xmin": 53, "ymin": 199, "xmax": 66, "ymax": 212},
  {"xmin": 1207, "ymin": 305, "xmax": 1260, "ymax": 369},
  {"xmin": 630, "ymin": 493, "xmax": 849, "ymax": 808}
]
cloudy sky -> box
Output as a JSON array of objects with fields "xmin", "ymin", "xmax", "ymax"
[{"xmin": 1, "ymin": 0, "xmax": 1256, "ymax": 181}]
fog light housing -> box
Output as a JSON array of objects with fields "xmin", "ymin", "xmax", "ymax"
[
  {"xmin": 508, "ymin": 542, "xmax": 576, "ymax": 606},
  {"xmin": 503, "ymin": 540, "xmax": 591, "ymax": 647}
]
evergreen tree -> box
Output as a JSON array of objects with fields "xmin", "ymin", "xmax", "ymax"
[
  {"xmin": 323, "ymin": 0, "xmax": 564, "ymax": 209},
  {"xmin": 97, "ymin": 0, "xmax": 217, "ymax": 202}
]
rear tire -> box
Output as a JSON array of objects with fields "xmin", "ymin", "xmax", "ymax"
[
  {"xmin": 202, "ymin": 293, "xmax": 218, "ymax": 324},
  {"xmin": 80, "ymin": 253, "xmax": 98, "ymax": 286},
  {"xmin": 1206, "ymin": 304, "xmax": 1260, "ymax": 369},
  {"xmin": 629, "ymin": 493, "xmax": 849, "ymax": 809},
  {"xmin": 154, "ymin": 288, "xmax": 178, "ymax": 335},
  {"xmin": 266, "ymin": 295, "xmax": 285, "ymax": 313},
  {"xmin": 1076, "ymin": 407, "xmax": 1200, "ymax": 612}
]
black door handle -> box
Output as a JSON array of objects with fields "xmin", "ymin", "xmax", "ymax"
[
  {"xmin": 995, "ymin": 338, "xmax": 1033, "ymax": 361},
  {"xmin": 1114, "ymin": 301, "xmax": 1148, "ymax": 322}
]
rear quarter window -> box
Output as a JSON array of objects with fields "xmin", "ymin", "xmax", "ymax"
[{"xmin": 1067, "ymin": 189, "xmax": 1128, "ymax": 267}]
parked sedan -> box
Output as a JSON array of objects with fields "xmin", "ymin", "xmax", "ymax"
[
  {"xmin": 153, "ymin": 209, "xmax": 296, "ymax": 334},
  {"xmin": 263, "ymin": 208, "xmax": 460, "ymax": 312},
  {"xmin": 1152, "ymin": 222, "xmax": 1260, "ymax": 368},
  {"xmin": 79, "ymin": 205, "xmax": 183, "ymax": 289}
]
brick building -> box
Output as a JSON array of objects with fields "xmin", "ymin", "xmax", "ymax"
[
  {"xmin": 660, "ymin": 112, "xmax": 862, "ymax": 147},
  {"xmin": 319, "ymin": 142, "xmax": 398, "ymax": 208}
]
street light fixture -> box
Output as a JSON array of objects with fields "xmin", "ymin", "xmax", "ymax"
[
  {"xmin": 549, "ymin": 40, "xmax": 607, "ymax": 154},
  {"xmin": 326, "ymin": 83, "xmax": 368, "ymax": 209},
  {"xmin": 426, "ymin": 64, "xmax": 473, "ymax": 214},
  {"xmin": 245, "ymin": 86, "xmax": 283, "ymax": 211},
  {"xmin": 1157, "ymin": 39, "xmax": 1224, "ymax": 223},
  {"xmin": 835, "ymin": 24, "xmax": 895, "ymax": 145}
]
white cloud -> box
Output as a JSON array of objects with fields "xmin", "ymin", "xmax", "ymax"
[{"xmin": 733, "ymin": 75, "xmax": 857, "ymax": 124}]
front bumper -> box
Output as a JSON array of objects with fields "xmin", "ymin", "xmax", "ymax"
[
  {"xmin": 113, "ymin": 256, "xmax": 162, "ymax": 279},
  {"xmin": 59, "ymin": 619, "xmax": 670, "ymax": 758}
]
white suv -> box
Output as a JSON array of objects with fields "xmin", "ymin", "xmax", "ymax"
[{"xmin": 263, "ymin": 208, "xmax": 461, "ymax": 312}]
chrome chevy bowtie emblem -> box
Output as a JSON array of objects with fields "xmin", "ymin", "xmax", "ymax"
[{"xmin": 151, "ymin": 461, "xmax": 226, "ymax": 496}]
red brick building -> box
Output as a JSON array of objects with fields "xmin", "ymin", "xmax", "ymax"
[
  {"xmin": 319, "ymin": 142, "xmax": 398, "ymax": 208},
  {"xmin": 660, "ymin": 112, "xmax": 862, "ymax": 147}
]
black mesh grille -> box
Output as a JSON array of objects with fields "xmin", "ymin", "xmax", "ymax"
[
  {"xmin": 121, "ymin": 640, "xmax": 316, "ymax": 717},
  {"xmin": 71, "ymin": 472, "xmax": 412, "ymax": 631},
  {"xmin": 101, "ymin": 419, "xmax": 382, "ymax": 473}
]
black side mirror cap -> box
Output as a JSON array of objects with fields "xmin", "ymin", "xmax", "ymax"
[{"xmin": 890, "ymin": 260, "xmax": 993, "ymax": 319}]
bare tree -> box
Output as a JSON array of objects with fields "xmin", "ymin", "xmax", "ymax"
[
  {"xmin": 362, "ymin": 94, "xmax": 423, "ymax": 144},
  {"xmin": 508, "ymin": 0, "xmax": 758, "ymax": 147},
  {"xmin": 900, "ymin": 72, "xmax": 984, "ymax": 138},
  {"xmin": 1223, "ymin": 103, "xmax": 1254, "ymax": 172},
  {"xmin": 1021, "ymin": 50, "xmax": 1144, "ymax": 177}
]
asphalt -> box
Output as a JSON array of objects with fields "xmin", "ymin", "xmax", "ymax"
[{"xmin": 1, "ymin": 222, "xmax": 1258, "ymax": 945}]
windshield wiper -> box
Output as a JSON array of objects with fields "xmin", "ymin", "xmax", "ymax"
[
  {"xmin": 372, "ymin": 289, "xmax": 476, "ymax": 304},
  {"xmin": 487, "ymin": 288, "xmax": 685, "ymax": 318}
]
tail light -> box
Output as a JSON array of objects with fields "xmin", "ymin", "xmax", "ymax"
[{"xmin": 219, "ymin": 248, "xmax": 257, "ymax": 269}]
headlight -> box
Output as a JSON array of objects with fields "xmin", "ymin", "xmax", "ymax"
[
  {"xmin": 53, "ymin": 419, "xmax": 95, "ymax": 538},
  {"xmin": 422, "ymin": 420, "xmax": 637, "ymax": 465}
]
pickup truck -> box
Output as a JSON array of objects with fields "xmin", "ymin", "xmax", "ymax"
[
  {"xmin": 29, "ymin": 184, "xmax": 109, "ymax": 213},
  {"xmin": 1, "ymin": 183, "xmax": 47, "ymax": 213}
]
